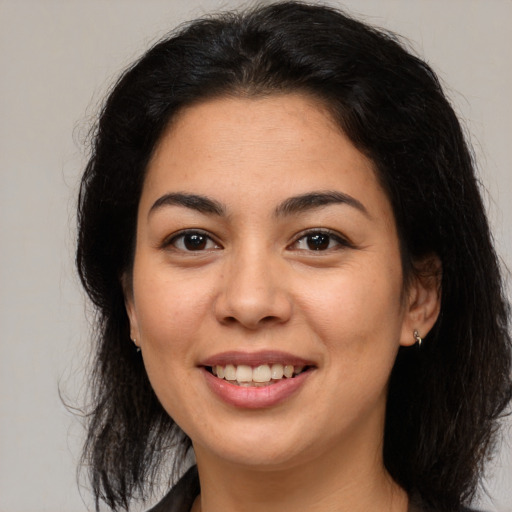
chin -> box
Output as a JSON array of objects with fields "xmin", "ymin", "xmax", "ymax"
[{"xmin": 189, "ymin": 416, "xmax": 330, "ymax": 471}]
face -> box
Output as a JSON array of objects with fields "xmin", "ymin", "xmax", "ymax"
[{"xmin": 125, "ymin": 94, "xmax": 435, "ymax": 473}]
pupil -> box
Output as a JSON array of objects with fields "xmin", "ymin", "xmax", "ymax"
[
  {"xmin": 184, "ymin": 234, "xmax": 207, "ymax": 250},
  {"xmin": 307, "ymin": 233, "xmax": 329, "ymax": 250}
]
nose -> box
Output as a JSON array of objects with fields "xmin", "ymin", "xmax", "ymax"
[{"xmin": 214, "ymin": 248, "xmax": 293, "ymax": 329}]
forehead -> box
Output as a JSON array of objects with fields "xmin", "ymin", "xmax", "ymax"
[{"xmin": 142, "ymin": 93, "xmax": 388, "ymax": 218}]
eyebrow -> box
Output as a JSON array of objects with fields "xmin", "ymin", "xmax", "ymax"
[
  {"xmin": 148, "ymin": 190, "xmax": 369, "ymax": 219},
  {"xmin": 274, "ymin": 191, "xmax": 369, "ymax": 218},
  {"xmin": 149, "ymin": 193, "xmax": 225, "ymax": 217}
]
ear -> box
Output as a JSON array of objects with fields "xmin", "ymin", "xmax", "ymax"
[
  {"xmin": 400, "ymin": 254, "xmax": 442, "ymax": 347},
  {"xmin": 121, "ymin": 272, "xmax": 141, "ymax": 347}
]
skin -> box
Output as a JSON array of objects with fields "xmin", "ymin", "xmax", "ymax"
[{"xmin": 125, "ymin": 94, "xmax": 440, "ymax": 512}]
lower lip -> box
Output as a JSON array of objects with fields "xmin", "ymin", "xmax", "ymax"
[{"xmin": 202, "ymin": 368, "xmax": 312, "ymax": 409}]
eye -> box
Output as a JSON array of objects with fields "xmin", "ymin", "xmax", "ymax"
[
  {"xmin": 167, "ymin": 230, "xmax": 221, "ymax": 252},
  {"xmin": 291, "ymin": 230, "xmax": 351, "ymax": 251}
]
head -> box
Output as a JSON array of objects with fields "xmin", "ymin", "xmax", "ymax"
[{"xmin": 76, "ymin": 2, "xmax": 511, "ymax": 511}]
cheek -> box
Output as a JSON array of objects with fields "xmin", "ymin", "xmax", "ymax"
[
  {"xmin": 134, "ymin": 269, "xmax": 210, "ymax": 344},
  {"xmin": 132, "ymin": 272, "xmax": 212, "ymax": 423},
  {"xmin": 132, "ymin": 272, "xmax": 216, "ymax": 409},
  {"xmin": 314, "ymin": 274, "xmax": 403, "ymax": 404},
  {"xmin": 302, "ymin": 269, "xmax": 403, "ymax": 338},
  {"xmin": 296, "ymin": 262, "xmax": 405, "ymax": 393}
]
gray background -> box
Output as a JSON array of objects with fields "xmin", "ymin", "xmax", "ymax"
[{"xmin": 0, "ymin": 0, "xmax": 510, "ymax": 511}]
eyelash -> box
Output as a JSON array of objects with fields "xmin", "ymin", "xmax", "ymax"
[{"xmin": 163, "ymin": 228, "xmax": 352, "ymax": 253}]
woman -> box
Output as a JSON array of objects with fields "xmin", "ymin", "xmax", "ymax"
[{"xmin": 76, "ymin": 2, "xmax": 512, "ymax": 511}]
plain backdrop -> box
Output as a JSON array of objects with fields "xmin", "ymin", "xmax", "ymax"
[{"xmin": 0, "ymin": 1, "xmax": 511, "ymax": 511}]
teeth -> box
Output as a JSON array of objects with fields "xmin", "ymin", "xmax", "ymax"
[
  {"xmin": 210, "ymin": 363, "xmax": 307, "ymax": 386},
  {"xmin": 236, "ymin": 365, "xmax": 253, "ymax": 382},
  {"xmin": 224, "ymin": 364, "xmax": 236, "ymax": 381},
  {"xmin": 253, "ymin": 364, "xmax": 272, "ymax": 383},
  {"xmin": 283, "ymin": 365, "xmax": 294, "ymax": 378},
  {"xmin": 271, "ymin": 363, "xmax": 284, "ymax": 379}
]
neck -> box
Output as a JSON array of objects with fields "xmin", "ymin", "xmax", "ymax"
[{"xmin": 192, "ymin": 433, "xmax": 408, "ymax": 512}]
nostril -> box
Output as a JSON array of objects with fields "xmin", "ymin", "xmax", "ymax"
[
  {"xmin": 221, "ymin": 314, "xmax": 284, "ymax": 329},
  {"xmin": 260, "ymin": 315, "xmax": 280, "ymax": 323}
]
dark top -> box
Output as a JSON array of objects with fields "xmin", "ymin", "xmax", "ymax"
[{"xmin": 147, "ymin": 466, "xmax": 482, "ymax": 512}]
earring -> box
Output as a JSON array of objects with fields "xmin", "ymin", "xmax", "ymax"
[
  {"xmin": 413, "ymin": 330, "xmax": 422, "ymax": 347},
  {"xmin": 132, "ymin": 338, "xmax": 141, "ymax": 353}
]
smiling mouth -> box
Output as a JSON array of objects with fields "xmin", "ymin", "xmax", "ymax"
[{"xmin": 206, "ymin": 363, "xmax": 312, "ymax": 387}]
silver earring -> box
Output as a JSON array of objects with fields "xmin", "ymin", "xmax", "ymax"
[
  {"xmin": 132, "ymin": 338, "xmax": 141, "ymax": 353},
  {"xmin": 413, "ymin": 330, "xmax": 422, "ymax": 347}
]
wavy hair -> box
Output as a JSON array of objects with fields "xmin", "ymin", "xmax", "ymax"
[{"xmin": 76, "ymin": 2, "xmax": 512, "ymax": 511}]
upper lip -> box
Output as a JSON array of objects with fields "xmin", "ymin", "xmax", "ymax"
[{"xmin": 199, "ymin": 350, "xmax": 316, "ymax": 368}]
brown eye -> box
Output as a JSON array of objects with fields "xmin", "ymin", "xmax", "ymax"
[
  {"xmin": 169, "ymin": 231, "xmax": 220, "ymax": 251},
  {"xmin": 306, "ymin": 233, "xmax": 330, "ymax": 251},
  {"xmin": 183, "ymin": 233, "xmax": 207, "ymax": 250},
  {"xmin": 291, "ymin": 230, "xmax": 351, "ymax": 252}
]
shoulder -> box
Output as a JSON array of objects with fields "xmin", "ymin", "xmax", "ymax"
[{"xmin": 147, "ymin": 466, "xmax": 199, "ymax": 512}]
